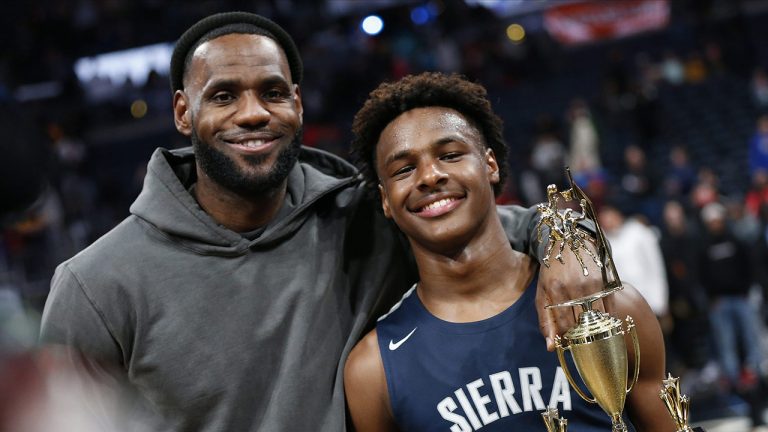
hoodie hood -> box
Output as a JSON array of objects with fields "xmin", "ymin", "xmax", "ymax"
[{"xmin": 130, "ymin": 146, "xmax": 359, "ymax": 256}]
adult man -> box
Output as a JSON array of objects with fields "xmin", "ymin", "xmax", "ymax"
[
  {"xmin": 40, "ymin": 12, "xmax": 598, "ymax": 431},
  {"xmin": 345, "ymin": 72, "xmax": 674, "ymax": 432},
  {"xmin": 698, "ymin": 202, "xmax": 766, "ymax": 429}
]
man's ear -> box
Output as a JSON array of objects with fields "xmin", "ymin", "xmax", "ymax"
[
  {"xmin": 292, "ymin": 84, "xmax": 304, "ymax": 124},
  {"xmin": 379, "ymin": 184, "xmax": 392, "ymax": 219},
  {"xmin": 173, "ymin": 90, "xmax": 192, "ymax": 136},
  {"xmin": 486, "ymin": 148, "xmax": 500, "ymax": 185}
]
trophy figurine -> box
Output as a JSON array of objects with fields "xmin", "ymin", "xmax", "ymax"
[
  {"xmin": 659, "ymin": 373, "xmax": 706, "ymax": 432},
  {"xmin": 542, "ymin": 406, "xmax": 569, "ymax": 432},
  {"xmin": 538, "ymin": 169, "xmax": 640, "ymax": 432}
]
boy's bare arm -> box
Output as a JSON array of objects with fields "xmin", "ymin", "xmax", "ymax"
[
  {"xmin": 344, "ymin": 330, "xmax": 399, "ymax": 432},
  {"xmin": 611, "ymin": 283, "xmax": 677, "ymax": 432}
]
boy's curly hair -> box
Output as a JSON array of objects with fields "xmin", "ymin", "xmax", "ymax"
[{"xmin": 351, "ymin": 72, "xmax": 508, "ymax": 196}]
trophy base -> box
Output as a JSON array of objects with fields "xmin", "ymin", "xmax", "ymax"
[{"xmin": 610, "ymin": 417, "xmax": 628, "ymax": 432}]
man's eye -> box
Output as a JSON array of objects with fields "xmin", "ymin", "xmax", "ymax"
[
  {"xmin": 264, "ymin": 89, "xmax": 289, "ymax": 100},
  {"xmin": 211, "ymin": 92, "xmax": 234, "ymax": 103},
  {"xmin": 440, "ymin": 152, "xmax": 462, "ymax": 161}
]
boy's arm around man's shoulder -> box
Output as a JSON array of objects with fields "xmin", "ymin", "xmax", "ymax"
[{"xmin": 345, "ymin": 329, "xmax": 399, "ymax": 432}]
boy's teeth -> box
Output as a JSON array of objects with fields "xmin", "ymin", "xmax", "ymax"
[{"xmin": 422, "ymin": 198, "xmax": 454, "ymax": 211}]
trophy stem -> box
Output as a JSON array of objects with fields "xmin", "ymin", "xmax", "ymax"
[{"xmin": 610, "ymin": 415, "xmax": 628, "ymax": 432}]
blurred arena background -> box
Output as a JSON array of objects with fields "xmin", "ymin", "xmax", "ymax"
[{"xmin": 2, "ymin": 0, "xmax": 768, "ymax": 430}]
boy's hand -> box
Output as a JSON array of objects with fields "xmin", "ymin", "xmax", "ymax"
[{"xmin": 535, "ymin": 239, "xmax": 607, "ymax": 351}]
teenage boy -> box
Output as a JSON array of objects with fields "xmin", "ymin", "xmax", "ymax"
[{"xmin": 345, "ymin": 72, "xmax": 675, "ymax": 432}]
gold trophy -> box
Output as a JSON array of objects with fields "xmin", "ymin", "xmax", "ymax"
[
  {"xmin": 659, "ymin": 373, "xmax": 706, "ymax": 432},
  {"xmin": 537, "ymin": 169, "xmax": 639, "ymax": 432}
]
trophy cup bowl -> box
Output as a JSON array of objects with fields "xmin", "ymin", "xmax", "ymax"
[{"xmin": 550, "ymin": 290, "xmax": 640, "ymax": 432}]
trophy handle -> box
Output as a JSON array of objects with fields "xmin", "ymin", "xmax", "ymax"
[
  {"xmin": 554, "ymin": 336, "xmax": 596, "ymax": 404},
  {"xmin": 625, "ymin": 316, "xmax": 640, "ymax": 394}
]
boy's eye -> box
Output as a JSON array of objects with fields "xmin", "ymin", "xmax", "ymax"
[{"xmin": 393, "ymin": 165, "xmax": 414, "ymax": 176}]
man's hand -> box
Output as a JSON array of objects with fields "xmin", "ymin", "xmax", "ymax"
[{"xmin": 535, "ymin": 239, "xmax": 607, "ymax": 351}]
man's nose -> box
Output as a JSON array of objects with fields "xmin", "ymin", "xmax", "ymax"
[{"xmin": 234, "ymin": 93, "xmax": 270, "ymax": 126}]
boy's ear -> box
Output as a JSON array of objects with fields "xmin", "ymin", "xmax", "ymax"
[
  {"xmin": 486, "ymin": 148, "xmax": 500, "ymax": 185},
  {"xmin": 379, "ymin": 184, "xmax": 392, "ymax": 219},
  {"xmin": 173, "ymin": 90, "xmax": 192, "ymax": 136}
]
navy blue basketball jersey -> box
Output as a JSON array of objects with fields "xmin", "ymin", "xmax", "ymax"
[{"xmin": 376, "ymin": 281, "xmax": 636, "ymax": 432}]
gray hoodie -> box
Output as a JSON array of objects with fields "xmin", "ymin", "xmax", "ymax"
[{"xmin": 40, "ymin": 146, "xmax": 538, "ymax": 431}]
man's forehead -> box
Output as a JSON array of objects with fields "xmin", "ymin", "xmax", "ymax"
[
  {"xmin": 193, "ymin": 33, "xmax": 286, "ymax": 64},
  {"xmin": 186, "ymin": 34, "xmax": 292, "ymax": 87}
]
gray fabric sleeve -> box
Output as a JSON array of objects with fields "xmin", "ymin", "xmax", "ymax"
[
  {"xmin": 40, "ymin": 264, "xmax": 123, "ymax": 367},
  {"xmin": 497, "ymin": 205, "xmax": 543, "ymax": 259}
]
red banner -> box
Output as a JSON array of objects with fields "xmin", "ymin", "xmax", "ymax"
[{"xmin": 543, "ymin": 0, "xmax": 670, "ymax": 46}]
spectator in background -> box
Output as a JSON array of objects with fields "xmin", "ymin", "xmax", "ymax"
[
  {"xmin": 566, "ymin": 98, "xmax": 608, "ymax": 209},
  {"xmin": 750, "ymin": 68, "xmax": 768, "ymax": 108},
  {"xmin": 0, "ymin": 105, "xmax": 50, "ymax": 354},
  {"xmin": 698, "ymin": 202, "xmax": 767, "ymax": 430},
  {"xmin": 599, "ymin": 202, "xmax": 669, "ymax": 320},
  {"xmin": 698, "ymin": 202, "xmax": 764, "ymax": 383},
  {"xmin": 632, "ymin": 80, "xmax": 661, "ymax": 148},
  {"xmin": 746, "ymin": 169, "xmax": 768, "ymax": 218},
  {"xmin": 529, "ymin": 115, "xmax": 566, "ymax": 190},
  {"xmin": 755, "ymin": 203, "xmax": 768, "ymax": 325},
  {"xmin": 663, "ymin": 145, "xmax": 697, "ymax": 201},
  {"xmin": 618, "ymin": 144, "xmax": 661, "ymax": 225},
  {"xmin": 567, "ymin": 98, "xmax": 601, "ymax": 181},
  {"xmin": 635, "ymin": 51, "xmax": 661, "ymax": 92},
  {"xmin": 659, "ymin": 200, "xmax": 710, "ymax": 372},
  {"xmin": 726, "ymin": 197, "xmax": 760, "ymax": 246},
  {"xmin": 748, "ymin": 114, "xmax": 768, "ymax": 177},
  {"xmin": 690, "ymin": 166, "xmax": 722, "ymax": 210}
]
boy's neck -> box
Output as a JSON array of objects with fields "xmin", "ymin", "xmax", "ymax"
[{"xmin": 412, "ymin": 218, "xmax": 535, "ymax": 322}]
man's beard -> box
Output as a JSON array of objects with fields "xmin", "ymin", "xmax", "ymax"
[{"xmin": 192, "ymin": 128, "xmax": 302, "ymax": 196}]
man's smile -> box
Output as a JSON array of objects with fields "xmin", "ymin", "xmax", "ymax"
[{"xmin": 223, "ymin": 131, "xmax": 283, "ymax": 154}]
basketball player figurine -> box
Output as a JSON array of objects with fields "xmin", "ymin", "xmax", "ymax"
[{"xmin": 535, "ymin": 184, "xmax": 603, "ymax": 277}]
